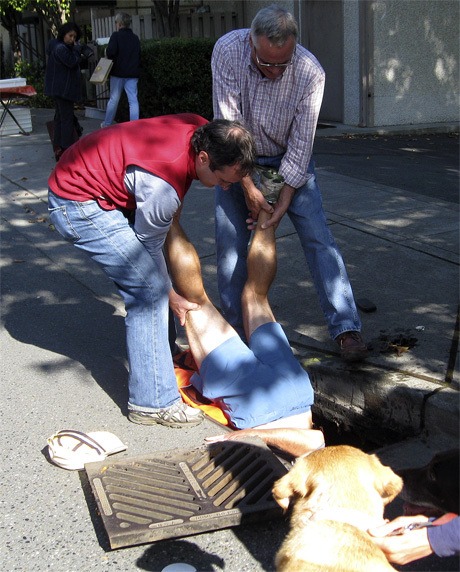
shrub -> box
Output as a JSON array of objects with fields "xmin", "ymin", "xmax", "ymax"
[
  {"xmin": 116, "ymin": 37, "xmax": 215, "ymax": 122},
  {"xmin": 13, "ymin": 60, "xmax": 54, "ymax": 108}
]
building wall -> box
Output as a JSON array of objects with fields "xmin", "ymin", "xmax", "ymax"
[
  {"xmin": 343, "ymin": 0, "xmax": 360, "ymax": 125},
  {"xmin": 370, "ymin": 0, "xmax": 459, "ymax": 125},
  {"xmin": 242, "ymin": 0, "xmax": 294, "ymax": 28},
  {"xmin": 300, "ymin": 1, "xmax": 344, "ymax": 123}
]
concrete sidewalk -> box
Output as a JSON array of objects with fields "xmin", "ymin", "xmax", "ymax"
[{"xmin": 1, "ymin": 108, "xmax": 458, "ymax": 572}]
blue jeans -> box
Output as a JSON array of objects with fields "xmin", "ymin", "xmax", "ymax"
[
  {"xmin": 215, "ymin": 157, "xmax": 361, "ymax": 341},
  {"xmin": 48, "ymin": 190, "xmax": 179, "ymax": 411},
  {"xmin": 102, "ymin": 76, "xmax": 139, "ymax": 126}
]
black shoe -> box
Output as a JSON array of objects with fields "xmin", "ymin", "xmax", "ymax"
[
  {"xmin": 336, "ymin": 331, "xmax": 369, "ymax": 362},
  {"xmin": 54, "ymin": 147, "xmax": 64, "ymax": 162}
]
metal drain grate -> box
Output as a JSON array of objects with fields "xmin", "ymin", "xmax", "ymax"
[{"xmin": 85, "ymin": 437, "xmax": 288, "ymax": 549}]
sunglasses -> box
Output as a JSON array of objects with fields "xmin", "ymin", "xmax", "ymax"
[{"xmin": 253, "ymin": 45, "xmax": 296, "ymax": 68}]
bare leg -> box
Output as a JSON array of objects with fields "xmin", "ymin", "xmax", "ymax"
[
  {"xmin": 237, "ymin": 211, "xmax": 323, "ymax": 452},
  {"xmin": 167, "ymin": 218, "xmax": 322, "ymax": 456},
  {"xmin": 165, "ymin": 218, "xmax": 237, "ymax": 368},
  {"xmin": 242, "ymin": 210, "xmax": 277, "ymax": 339}
]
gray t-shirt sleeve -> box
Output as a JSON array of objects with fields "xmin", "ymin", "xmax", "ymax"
[{"xmin": 124, "ymin": 165, "xmax": 181, "ymax": 287}]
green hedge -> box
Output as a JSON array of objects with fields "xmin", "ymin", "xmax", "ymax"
[
  {"xmin": 10, "ymin": 36, "xmax": 216, "ymax": 119},
  {"xmin": 117, "ymin": 36, "xmax": 216, "ymax": 122},
  {"xmin": 10, "ymin": 60, "xmax": 54, "ymax": 108}
]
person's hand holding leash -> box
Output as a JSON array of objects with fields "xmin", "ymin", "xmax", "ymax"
[{"xmin": 368, "ymin": 515, "xmax": 433, "ymax": 564}]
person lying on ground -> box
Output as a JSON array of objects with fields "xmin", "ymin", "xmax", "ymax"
[{"xmin": 165, "ymin": 208, "xmax": 324, "ymax": 458}]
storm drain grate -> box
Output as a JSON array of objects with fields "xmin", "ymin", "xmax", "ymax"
[{"xmin": 85, "ymin": 437, "xmax": 288, "ymax": 549}]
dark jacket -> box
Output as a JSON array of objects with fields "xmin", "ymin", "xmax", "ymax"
[
  {"xmin": 106, "ymin": 28, "xmax": 141, "ymax": 78},
  {"xmin": 44, "ymin": 39, "xmax": 83, "ymax": 102}
]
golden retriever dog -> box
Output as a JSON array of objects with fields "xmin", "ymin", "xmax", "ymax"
[{"xmin": 272, "ymin": 445, "xmax": 403, "ymax": 572}]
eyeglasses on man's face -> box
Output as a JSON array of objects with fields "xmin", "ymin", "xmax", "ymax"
[{"xmin": 253, "ymin": 45, "xmax": 296, "ymax": 68}]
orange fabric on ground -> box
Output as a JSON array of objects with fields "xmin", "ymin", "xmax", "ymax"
[{"xmin": 174, "ymin": 351, "xmax": 230, "ymax": 426}]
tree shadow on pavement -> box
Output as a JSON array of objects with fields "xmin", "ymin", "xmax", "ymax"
[
  {"xmin": 2, "ymin": 228, "xmax": 129, "ymax": 414},
  {"xmin": 136, "ymin": 538, "xmax": 225, "ymax": 571}
]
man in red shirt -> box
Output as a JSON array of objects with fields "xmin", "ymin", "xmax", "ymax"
[{"xmin": 48, "ymin": 113, "xmax": 255, "ymax": 427}]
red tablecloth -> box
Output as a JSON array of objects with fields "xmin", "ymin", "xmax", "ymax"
[{"xmin": 0, "ymin": 85, "xmax": 37, "ymax": 98}]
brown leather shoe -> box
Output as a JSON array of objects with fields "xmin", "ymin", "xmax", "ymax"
[{"xmin": 336, "ymin": 331, "xmax": 368, "ymax": 362}]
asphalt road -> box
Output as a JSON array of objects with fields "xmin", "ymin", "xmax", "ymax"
[{"xmin": 314, "ymin": 132, "xmax": 459, "ymax": 204}]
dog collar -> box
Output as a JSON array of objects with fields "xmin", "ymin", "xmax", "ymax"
[{"xmin": 308, "ymin": 508, "xmax": 386, "ymax": 531}]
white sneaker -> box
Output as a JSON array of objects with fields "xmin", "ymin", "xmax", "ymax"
[{"xmin": 128, "ymin": 401, "xmax": 204, "ymax": 427}]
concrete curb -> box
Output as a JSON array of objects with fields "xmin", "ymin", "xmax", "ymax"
[
  {"xmin": 309, "ymin": 360, "xmax": 458, "ymax": 437},
  {"xmin": 316, "ymin": 121, "xmax": 459, "ymax": 138}
]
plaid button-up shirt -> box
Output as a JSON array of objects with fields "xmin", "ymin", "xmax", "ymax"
[{"xmin": 212, "ymin": 29, "xmax": 325, "ymax": 189}]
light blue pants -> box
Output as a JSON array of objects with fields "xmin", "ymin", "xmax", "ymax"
[
  {"xmin": 102, "ymin": 76, "xmax": 139, "ymax": 126},
  {"xmin": 48, "ymin": 190, "xmax": 179, "ymax": 411},
  {"xmin": 191, "ymin": 322, "xmax": 314, "ymax": 429},
  {"xmin": 215, "ymin": 157, "xmax": 361, "ymax": 341}
]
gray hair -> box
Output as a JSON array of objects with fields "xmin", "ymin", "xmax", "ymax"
[
  {"xmin": 250, "ymin": 4, "xmax": 298, "ymax": 46},
  {"xmin": 115, "ymin": 12, "xmax": 132, "ymax": 28}
]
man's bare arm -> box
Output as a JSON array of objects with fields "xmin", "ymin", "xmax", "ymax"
[{"xmin": 206, "ymin": 427, "xmax": 324, "ymax": 458}]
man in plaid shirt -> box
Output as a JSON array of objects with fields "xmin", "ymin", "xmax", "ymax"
[{"xmin": 212, "ymin": 4, "xmax": 368, "ymax": 362}]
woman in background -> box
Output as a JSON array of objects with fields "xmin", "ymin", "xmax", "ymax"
[
  {"xmin": 101, "ymin": 12, "xmax": 141, "ymax": 128},
  {"xmin": 45, "ymin": 22, "xmax": 92, "ymax": 161}
]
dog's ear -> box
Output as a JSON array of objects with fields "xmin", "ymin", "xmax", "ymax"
[
  {"xmin": 370, "ymin": 455, "xmax": 403, "ymax": 502},
  {"xmin": 272, "ymin": 488, "xmax": 291, "ymax": 510},
  {"xmin": 272, "ymin": 471, "xmax": 296, "ymax": 510},
  {"xmin": 272, "ymin": 457, "xmax": 315, "ymax": 510}
]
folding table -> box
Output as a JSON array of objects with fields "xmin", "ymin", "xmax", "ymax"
[{"xmin": 0, "ymin": 85, "xmax": 37, "ymax": 135}]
